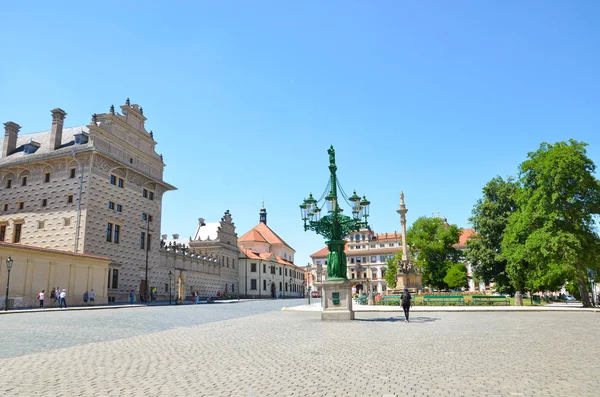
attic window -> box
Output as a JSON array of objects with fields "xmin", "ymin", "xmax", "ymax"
[
  {"xmin": 23, "ymin": 141, "xmax": 41, "ymax": 154},
  {"xmin": 74, "ymin": 132, "xmax": 89, "ymax": 145}
]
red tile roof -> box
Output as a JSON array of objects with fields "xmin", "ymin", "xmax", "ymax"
[{"xmin": 238, "ymin": 222, "xmax": 295, "ymax": 252}]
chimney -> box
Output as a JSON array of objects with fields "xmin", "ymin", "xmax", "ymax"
[
  {"xmin": 2, "ymin": 122, "xmax": 20, "ymax": 157},
  {"xmin": 50, "ymin": 108, "xmax": 67, "ymax": 150}
]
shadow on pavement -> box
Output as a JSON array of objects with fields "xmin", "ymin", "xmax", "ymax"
[{"xmin": 355, "ymin": 315, "xmax": 441, "ymax": 323}]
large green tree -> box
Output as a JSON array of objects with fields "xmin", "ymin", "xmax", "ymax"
[
  {"xmin": 502, "ymin": 140, "xmax": 600, "ymax": 307},
  {"xmin": 384, "ymin": 251, "xmax": 401, "ymax": 288},
  {"xmin": 466, "ymin": 176, "xmax": 517, "ymax": 293},
  {"xmin": 406, "ymin": 216, "xmax": 462, "ymax": 289}
]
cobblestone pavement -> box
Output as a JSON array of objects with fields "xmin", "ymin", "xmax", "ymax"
[{"xmin": 0, "ymin": 305, "xmax": 598, "ymax": 397}]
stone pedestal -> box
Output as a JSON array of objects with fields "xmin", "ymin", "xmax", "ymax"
[
  {"xmin": 321, "ymin": 279, "xmax": 354, "ymax": 321},
  {"xmin": 396, "ymin": 273, "xmax": 423, "ymax": 292}
]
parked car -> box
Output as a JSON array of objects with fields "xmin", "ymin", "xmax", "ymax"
[
  {"xmin": 311, "ymin": 291, "xmax": 321, "ymax": 298},
  {"xmin": 564, "ymin": 295, "xmax": 576, "ymax": 302}
]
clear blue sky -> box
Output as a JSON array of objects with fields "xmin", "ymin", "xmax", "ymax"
[{"xmin": 1, "ymin": 1, "xmax": 599, "ymax": 266}]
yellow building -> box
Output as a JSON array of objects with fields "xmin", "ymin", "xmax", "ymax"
[{"xmin": 0, "ymin": 242, "xmax": 110, "ymax": 309}]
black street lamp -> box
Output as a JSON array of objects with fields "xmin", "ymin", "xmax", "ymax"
[
  {"xmin": 4, "ymin": 256, "xmax": 13, "ymax": 311},
  {"xmin": 168, "ymin": 270, "xmax": 173, "ymax": 305}
]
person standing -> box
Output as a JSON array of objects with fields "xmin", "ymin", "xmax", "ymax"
[
  {"xmin": 83, "ymin": 291, "xmax": 89, "ymax": 305},
  {"xmin": 37, "ymin": 290, "xmax": 45, "ymax": 308},
  {"xmin": 129, "ymin": 290, "xmax": 135, "ymax": 304},
  {"xmin": 59, "ymin": 289, "xmax": 67, "ymax": 308},
  {"xmin": 89, "ymin": 289, "xmax": 95, "ymax": 305},
  {"xmin": 401, "ymin": 288, "xmax": 412, "ymax": 323},
  {"xmin": 50, "ymin": 288, "xmax": 56, "ymax": 306}
]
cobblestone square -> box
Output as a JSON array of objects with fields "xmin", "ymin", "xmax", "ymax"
[{"xmin": 0, "ymin": 301, "xmax": 598, "ymax": 396}]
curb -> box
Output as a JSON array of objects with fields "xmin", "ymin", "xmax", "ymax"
[{"xmin": 282, "ymin": 306, "xmax": 600, "ymax": 313}]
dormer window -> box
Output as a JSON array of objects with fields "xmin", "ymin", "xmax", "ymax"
[
  {"xmin": 73, "ymin": 132, "xmax": 89, "ymax": 145},
  {"xmin": 23, "ymin": 141, "xmax": 41, "ymax": 154}
]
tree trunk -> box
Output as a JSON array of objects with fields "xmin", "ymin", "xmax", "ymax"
[
  {"xmin": 578, "ymin": 277, "xmax": 591, "ymax": 307},
  {"xmin": 514, "ymin": 290, "xmax": 523, "ymax": 306}
]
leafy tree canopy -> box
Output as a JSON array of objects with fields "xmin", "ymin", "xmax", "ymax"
[
  {"xmin": 466, "ymin": 176, "xmax": 517, "ymax": 291},
  {"xmin": 384, "ymin": 251, "xmax": 402, "ymax": 288},
  {"xmin": 502, "ymin": 140, "xmax": 600, "ymax": 307},
  {"xmin": 406, "ymin": 216, "xmax": 462, "ymax": 289},
  {"xmin": 444, "ymin": 263, "xmax": 468, "ymax": 290}
]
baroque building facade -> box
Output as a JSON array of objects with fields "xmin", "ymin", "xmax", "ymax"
[
  {"xmin": 238, "ymin": 205, "xmax": 304, "ymax": 298},
  {"xmin": 0, "ymin": 99, "xmax": 175, "ymax": 304}
]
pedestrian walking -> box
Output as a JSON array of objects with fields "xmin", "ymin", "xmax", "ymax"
[
  {"xmin": 129, "ymin": 290, "xmax": 135, "ymax": 304},
  {"xmin": 89, "ymin": 289, "xmax": 95, "ymax": 305},
  {"xmin": 401, "ymin": 288, "xmax": 412, "ymax": 323},
  {"xmin": 50, "ymin": 288, "xmax": 56, "ymax": 306},
  {"xmin": 194, "ymin": 291, "xmax": 199, "ymax": 304},
  {"xmin": 59, "ymin": 289, "xmax": 67, "ymax": 308},
  {"xmin": 37, "ymin": 289, "xmax": 45, "ymax": 308},
  {"xmin": 83, "ymin": 291, "xmax": 89, "ymax": 305}
]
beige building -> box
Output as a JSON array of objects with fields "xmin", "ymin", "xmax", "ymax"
[
  {"xmin": 0, "ymin": 99, "xmax": 175, "ymax": 303},
  {"xmin": 310, "ymin": 229, "xmax": 402, "ymax": 294},
  {"xmin": 238, "ymin": 205, "xmax": 304, "ymax": 298},
  {"xmin": 0, "ymin": 242, "xmax": 110, "ymax": 309},
  {"xmin": 160, "ymin": 210, "xmax": 240, "ymax": 299}
]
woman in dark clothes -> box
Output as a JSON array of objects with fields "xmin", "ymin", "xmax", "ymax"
[{"xmin": 401, "ymin": 288, "xmax": 412, "ymax": 322}]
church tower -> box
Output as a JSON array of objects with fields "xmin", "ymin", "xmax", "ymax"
[{"xmin": 259, "ymin": 201, "xmax": 267, "ymax": 225}]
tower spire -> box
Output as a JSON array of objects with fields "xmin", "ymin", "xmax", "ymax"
[{"xmin": 259, "ymin": 201, "xmax": 267, "ymax": 225}]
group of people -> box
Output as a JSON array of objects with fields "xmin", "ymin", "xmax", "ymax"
[{"xmin": 36, "ymin": 288, "xmax": 95, "ymax": 309}]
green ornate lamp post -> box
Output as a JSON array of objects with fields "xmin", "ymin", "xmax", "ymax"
[{"xmin": 300, "ymin": 146, "xmax": 370, "ymax": 320}]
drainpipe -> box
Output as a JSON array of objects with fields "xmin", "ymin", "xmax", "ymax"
[{"xmin": 73, "ymin": 152, "xmax": 84, "ymax": 252}]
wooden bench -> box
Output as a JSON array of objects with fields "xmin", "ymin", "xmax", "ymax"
[
  {"xmin": 472, "ymin": 295, "xmax": 510, "ymax": 306},
  {"xmin": 380, "ymin": 295, "xmax": 415, "ymax": 305},
  {"xmin": 423, "ymin": 295, "xmax": 464, "ymax": 305}
]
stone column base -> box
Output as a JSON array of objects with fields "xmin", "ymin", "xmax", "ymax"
[{"xmin": 321, "ymin": 279, "xmax": 354, "ymax": 321}]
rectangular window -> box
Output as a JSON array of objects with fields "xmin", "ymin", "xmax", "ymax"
[
  {"xmin": 110, "ymin": 175, "xmax": 116, "ymax": 185},
  {"xmin": 44, "ymin": 173, "xmax": 50, "ymax": 183},
  {"xmin": 42, "ymin": 199, "xmax": 47, "ymax": 207},
  {"xmin": 108, "ymin": 201, "xmax": 115, "ymax": 210},
  {"xmin": 251, "ymin": 263, "xmax": 257, "ymax": 272},
  {"xmin": 106, "ymin": 223, "xmax": 113, "ymax": 242},
  {"xmin": 0, "ymin": 225, "xmax": 5, "ymax": 241},
  {"xmin": 38, "ymin": 221, "xmax": 45, "ymax": 230},
  {"xmin": 6, "ymin": 179, "xmax": 11, "ymax": 188},
  {"xmin": 18, "ymin": 201, "xmax": 24, "ymax": 210},
  {"xmin": 148, "ymin": 215, "xmax": 153, "ymax": 222},
  {"xmin": 149, "ymin": 191, "xmax": 154, "ymax": 201},
  {"xmin": 165, "ymin": 283, "xmax": 168, "ymax": 293},
  {"xmin": 279, "ymin": 267, "xmax": 282, "ymax": 275},
  {"xmin": 3, "ymin": 204, "xmax": 7, "ymax": 211},
  {"xmin": 114, "ymin": 224, "xmax": 120, "ymax": 244},
  {"xmin": 263, "ymin": 264, "xmax": 266, "ymax": 273},
  {"xmin": 67, "ymin": 195, "xmax": 73, "ymax": 204},
  {"xmin": 270, "ymin": 266, "xmax": 275, "ymax": 275},
  {"xmin": 107, "ymin": 269, "xmax": 111, "ymax": 289},
  {"xmin": 22, "ymin": 177, "xmax": 27, "ymax": 186},
  {"xmin": 147, "ymin": 233, "xmax": 151, "ymax": 250},
  {"xmin": 140, "ymin": 231, "xmax": 146, "ymax": 249},
  {"xmin": 143, "ymin": 189, "xmax": 148, "ymax": 198},
  {"xmin": 250, "ymin": 279, "xmax": 257, "ymax": 290},
  {"xmin": 279, "ymin": 282, "xmax": 282, "ymax": 291},
  {"xmin": 380, "ymin": 255, "xmax": 386, "ymax": 263},
  {"xmin": 13, "ymin": 223, "xmax": 22, "ymax": 243},
  {"xmin": 118, "ymin": 178, "xmax": 124, "ymax": 188},
  {"xmin": 111, "ymin": 269, "xmax": 119, "ymax": 289},
  {"xmin": 232, "ymin": 259, "xmax": 235, "ymax": 269},
  {"xmin": 116, "ymin": 204, "xmax": 122, "ymax": 212},
  {"xmin": 69, "ymin": 168, "xmax": 76, "ymax": 179},
  {"xmin": 371, "ymin": 256, "xmax": 376, "ymax": 263},
  {"xmin": 263, "ymin": 280, "xmax": 266, "ymax": 291},
  {"xmin": 64, "ymin": 218, "xmax": 71, "ymax": 226},
  {"xmin": 142, "ymin": 213, "xmax": 147, "ymax": 221},
  {"xmin": 285, "ymin": 268, "xmax": 288, "ymax": 276}
]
